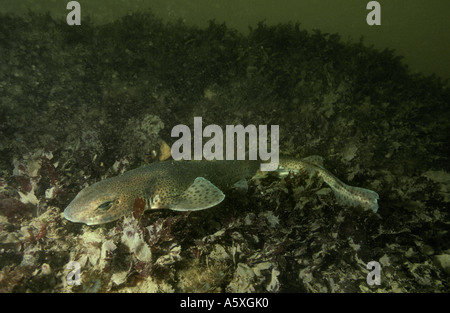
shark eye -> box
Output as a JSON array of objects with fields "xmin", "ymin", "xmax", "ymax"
[{"xmin": 98, "ymin": 201, "xmax": 113, "ymax": 210}]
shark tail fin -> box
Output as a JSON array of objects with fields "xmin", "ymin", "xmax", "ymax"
[
  {"xmin": 277, "ymin": 156, "xmax": 379, "ymax": 213},
  {"xmin": 331, "ymin": 181, "xmax": 379, "ymax": 213}
]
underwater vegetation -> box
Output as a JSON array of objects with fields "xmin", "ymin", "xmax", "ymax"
[{"xmin": 0, "ymin": 11, "xmax": 449, "ymax": 292}]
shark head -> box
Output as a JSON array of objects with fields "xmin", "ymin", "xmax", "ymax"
[{"xmin": 63, "ymin": 179, "xmax": 131, "ymax": 225}]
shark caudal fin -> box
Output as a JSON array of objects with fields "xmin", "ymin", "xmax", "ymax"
[
  {"xmin": 167, "ymin": 177, "xmax": 225, "ymax": 211},
  {"xmin": 276, "ymin": 156, "xmax": 379, "ymax": 213},
  {"xmin": 331, "ymin": 182, "xmax": 379, "ymax": 213}
]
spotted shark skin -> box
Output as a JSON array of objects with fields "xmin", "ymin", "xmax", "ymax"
[{"xmin": 63, "ymin": 157, "xmax": 379, "ymax": 225}]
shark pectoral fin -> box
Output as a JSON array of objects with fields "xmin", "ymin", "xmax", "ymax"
[{"xmin": 168, "ymin": 177, "xmax": 225, "ymax": 211}]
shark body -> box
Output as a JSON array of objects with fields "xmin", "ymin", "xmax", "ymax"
[{"xmin": 63, "ymin": 157, "xmax": 379, "ymax": 225}]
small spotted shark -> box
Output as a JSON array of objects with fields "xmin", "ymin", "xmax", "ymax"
[{"xmin": 63, "ymin": 157, "xmax": 379, "ymax": 225}]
